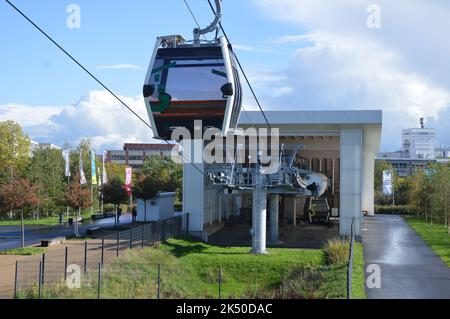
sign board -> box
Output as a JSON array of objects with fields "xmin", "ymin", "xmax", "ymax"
[{"xmin": 382, "ymin": 170, "xmax": 393, "ymax": 196}]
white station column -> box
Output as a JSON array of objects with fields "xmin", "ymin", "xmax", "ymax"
[
  {"xmin": 251, "ymin": 168, "xmax": 268, "ymax": 254},
  {"xmin": 269, "ymin": 194, "xmax": 279, "ymax": 244},
  {"xmin": 340, "ymin": 130, "xmax": 362, "ymax": 237}
]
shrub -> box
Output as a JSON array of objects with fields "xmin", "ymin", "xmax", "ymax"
[
  {"xmin": 323, "ymin": 238, "xmax": 349, "ymax": 266},
  {"xmin": 375, "ymin": 205, "xmax": 414, "ymax": 215},
  {"xmin": 284, "ymin": 266, "xmax": 327, "ymax": 299}
]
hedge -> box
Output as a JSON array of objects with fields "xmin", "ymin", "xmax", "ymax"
[{"xmin": 375, "ymin": 205, "xmax": 414, "ymax": 215}]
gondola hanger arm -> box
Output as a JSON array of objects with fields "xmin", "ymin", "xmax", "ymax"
[{"xmin": 193, "ymin": 0, "xmax": 222, "ymax": 44}]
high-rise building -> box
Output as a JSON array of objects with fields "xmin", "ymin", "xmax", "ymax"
[{"xmin": 402, "ymin": 127, "xmax": 435, "ymax": 160}]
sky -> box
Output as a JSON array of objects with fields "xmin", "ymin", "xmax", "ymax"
[{"xmin": 1, "ymin": 0, "xmax": 449, "ymax": 152}]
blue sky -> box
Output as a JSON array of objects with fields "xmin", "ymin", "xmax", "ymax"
[{"xmin": 1, "ymin": 0, "xmax": 450, "ymax": 152}]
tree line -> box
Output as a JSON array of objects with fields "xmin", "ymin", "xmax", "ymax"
[
  {"xmin": 375, "ymin": 160, "xmax": 450, "ymax": 229},
  {"xmin": 0, "ymin": 121, "xmax": 182, "ymax": 246}
]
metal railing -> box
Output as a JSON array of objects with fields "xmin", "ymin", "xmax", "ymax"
[
  {"xmin": 346, "ymin": 218, "xmax": 356, "ymax": 299},
  {"xmin": 13, "ymin": 215, "xmax": 185, "ymax": 299}
]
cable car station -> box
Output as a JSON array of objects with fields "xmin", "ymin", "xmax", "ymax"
[{"xmin": 143, "ymin": 0, "xmax": 382, "ymax": 253}]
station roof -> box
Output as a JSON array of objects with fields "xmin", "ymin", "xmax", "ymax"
[{"xmin": 239, "ymin": 110, "xmax": 382, "ymax": 126}]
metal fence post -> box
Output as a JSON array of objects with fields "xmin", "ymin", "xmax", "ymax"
[
  {"xmin": 84, "ymin": 241, "xmax": 88, "ymax": 273},
  {"xmin": 64, "ymin": 247, "xmax": 68, "ymax": 281},
  {"xmin": 162, "ymin": 220, "xmax": 165, "ymax": 242},
  {"xmin": 280, "ymin": 267, "xmax": 285, "ymax": 299},
  {"xmin": 218, "ymin": 266, "xmax": 222, "ymax": 300},
  {"xmin": 347, "ymin": 218, "xmax": 355, "ymax": 300},
  {"xmin": 97, "ymin": 262, "xmax": 102, "ymax": 299},
  {"xmin": 13, "ymin": 261, "xmax": 18, "ymax": 299},
  {"xmin": 41, "ymin": 253, "xmax": 46, "ymax": 286},
  {"xmin": 141, "ymin": 226, "xmax": 145, "ymax": 248},
  {"xmin": 152, "ymin": 224, "xmax": 155, "ymax": 244},
  {"xmin": 130, "ymin": 228, "xmax": 133, "ymax": 249},
  {"xmin": 116, "ymin": 232, "xmax": 120, "ymax": 257},
  {"xmin": 101, "ymin": 237, "xmax": 105, "ymax": 265},
  {"xmin": 157, "ymin": 263, "xmax": 161, "ymax": 300},
  {"xmin": 38, "ymin": 261, "xmax": 42, "ymax": 299}
]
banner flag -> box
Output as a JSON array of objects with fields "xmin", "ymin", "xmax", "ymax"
[
  {"xmin": 80, "ymin": 151, "xmax": 87, "ymax": 185},
  {"xmin": 62, "ymin": 150, "xmax": 71, "ymax": 177},
  {"xmin": 382, "ymin": 170, "xmax": 393, "ymax": 196},
  {"xmin": 125, "ymin": 167, "xmax": 132, "ymax": 196},
  {"xmin": 91, "ymin": 150, "xmax": 98, "ymax": 185},
  {"xmin": 102, "ymin": 151, "xmax": 108, "ymax": 185}
]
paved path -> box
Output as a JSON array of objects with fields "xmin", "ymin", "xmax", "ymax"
[
  {"xmin": 363, "ymin": 215, "xmax": 450, "ymax": 299},
  {"xmin": 0, "ymin": 214, "xmax": 132, "ymax": 251}
]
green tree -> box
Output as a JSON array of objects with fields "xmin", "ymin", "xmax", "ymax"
[
  {"xmin": 105, "ymin": 162, "xmax": 127, "ymax": 183},
  {"xmin": 429, "ymin": 164, "xmax": 450, "ymax": 228},
  {"xmin": 103, "ymin": 177, "xmax": 129, "ymax": 227},
  {"xmin": 28, "ymin": 148, "xmax": 66, "ymax": 219},
  {"xmin": 394, "ymin": 177, "xmax": 413, "ymax": 206},
  {"xmin": 141, "ymin": 155, "xmax": 182, "ymax": 203},
  {"xmin": 0, "ymin": 121, "xmax": 31, "ymax": 183}
]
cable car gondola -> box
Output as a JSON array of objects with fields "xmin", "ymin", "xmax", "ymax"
[{"xmin": 143, "ymin": 0, "xmax": 242, "ymax": 141}]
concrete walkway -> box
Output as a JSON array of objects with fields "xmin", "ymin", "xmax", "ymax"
[
  {"xmin": 0, "ymin": 214, "xmax": 132, "ymax": 251},
  {"xmin": 363, "ymin": 214, "xmax": 450, "ymax": 299}
]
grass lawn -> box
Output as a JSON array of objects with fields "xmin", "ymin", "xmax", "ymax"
[
  {"xmin": 319, "ymin": 243, "xmax": 366, "ymax": 299},
  {"xmin": 404, "ymin": 216, "xmax": 450, "ymax": 267},
  {"xmin": 0, "ymin": 212, "xmax": 94, "ymax": 227},
  {"xmin": 19, "ymin": 239, "xmax": 366, "ymax": 299},
  {"xmin": 0, "ymin": 247, "xmax": 48, "ymax": 256},
  {"xmin": 0, "ymin": 217, "xmax": 61, "ymax": 227}
]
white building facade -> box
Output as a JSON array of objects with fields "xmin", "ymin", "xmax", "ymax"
[{"xmin": 402, "ymin": 128, "xmax": 435, "ymax": 160}]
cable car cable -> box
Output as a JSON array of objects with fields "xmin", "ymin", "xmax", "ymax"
[
  {"xmin": 206, "ymin": 0, "xmax": 274, "ymax": 134},
  {"xmin": 3, "ymin": 0, "xmax": 211, "ymax": 180},
  {"xmin": 183, "ymin": 0, "xmax": 208, "ymax": 41}
]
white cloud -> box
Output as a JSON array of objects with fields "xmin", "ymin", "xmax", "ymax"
[
  {"xmin": 269, "ymin": 35, "xmax": 309, "ymax": 44},
  {"xmin": 96, "ymin": 64, "xmax": 141, "ymax": 70},
  {"xmin": 1, "ymin": 91, "xmax": 158, "ymax": 151},
  {"xmin": 252, "ymin": 0, "xmax": 450, "ymax": 151},
  {"xmin": 0, "ymin": 104, "xmax": 60, "ymax": 126},
  {"xmin": 233, "ymin": 44, "xmax": 256, "ymax": 51}
]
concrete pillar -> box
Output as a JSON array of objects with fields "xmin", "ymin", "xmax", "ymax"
[
  {"xmin": 340, "ymin": 130, "xmax": 362, "ymax": 237},
  {"xmin": 251, "ymin": 171, "xmax": 267, "ymax": 254},
  {"xmin": 362, "ymin": 126, "xmax": 378, "ymax": 217},
  {"xmin": 269, "ymin": 194, "xmax": 279, "ymax": 244},
  {"xmin": 182, "ymin": 140, "xmax": 205, "ymax": 235}
]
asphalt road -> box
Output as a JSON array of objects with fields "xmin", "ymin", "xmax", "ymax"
[
  {"xmin": 0, "ymin": 214, "xmax": 132, "ymax": 251},
  {"xmin": 363, "ymin": 214, "xmax": 450, "ymax": 299}
]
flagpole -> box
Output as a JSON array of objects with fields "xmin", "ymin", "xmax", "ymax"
[{"xmin": 101, "ymin": 151, "xmax": 107, "ymax": 216}]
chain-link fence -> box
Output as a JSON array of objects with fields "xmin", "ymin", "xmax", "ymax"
[
  {"xmin": 15, "ymin": 261, "xmax": 296, "ymax": 300},
  {"xmin": 13, "ymin": 216, "xmax": 184, "ymax": 299}
]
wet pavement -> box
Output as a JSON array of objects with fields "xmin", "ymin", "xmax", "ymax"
[
  {"xmin": 0, "ymin": 214, "xmax": 132, "ymax": 251},
  {"xmin": 363, "ymin": 214, "xmax": 450, "ymax": 299}
]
